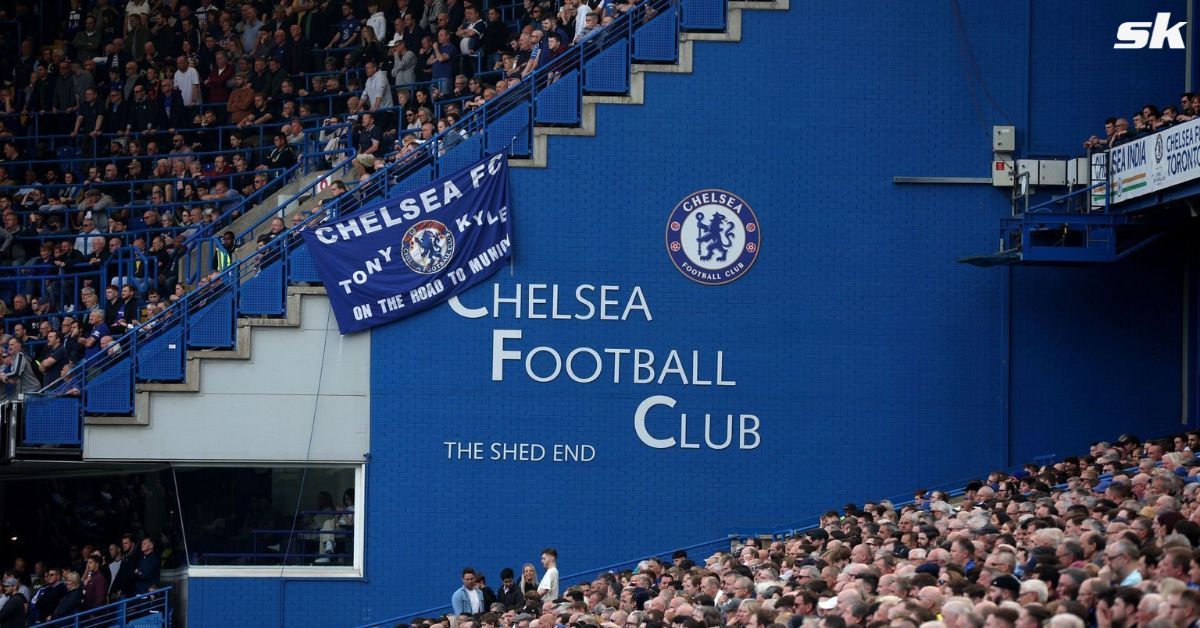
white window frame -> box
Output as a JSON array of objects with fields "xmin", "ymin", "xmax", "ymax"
[{"xmin": 187, "ymin": 463, "xmax": 365, "ymax": 579}]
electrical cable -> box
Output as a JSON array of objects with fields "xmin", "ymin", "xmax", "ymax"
[{"xmin": 276, "ymin": 302, "xmax": 336, "ymax": 628}]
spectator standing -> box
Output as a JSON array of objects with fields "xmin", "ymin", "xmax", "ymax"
[
  {"xmin": 285, "ymin": 25, "xmax": 310, "ymax": 75},
  {"xmin": 497, "ymin": 568, "xmax": 524, "ymax": 609},
  {"xmin": 73, "ymin": 16, "xmax": 103, "ymax": 62},
  {"xmin": 2, "ymin": 340, "xmax": 42, "ymax": 397},
  {"xmin": 71, "ymin": 87, "xmax": 104, "ymax": 143},
  {"xmin": 367, "ymin": 1, "xmax": 388, "ymax": 41},
  {"xmin": 28, "ymin": 567, "xmax": 65, "ymax": 623},
  {"xmin": 133, "ymin": 537, "xmax": 159, "ymax": 595},
  {"xmin": 429, "ymin": 29, "xmax": 457, "ymax": 93},
  {"xmin": 390, "ymin": 37, "xmax": 418, "ymax": 87},
  {"xmin": 83, "ymin": 310, "xmax": 109, "ymax": 361},
  {"xmin": 226, "ymin": 74, "xmax": 255, "ymax": 125},
  {"xmin": 420, "ymin": 0, "xmax": 446, "ymax": 33},
  {"xmin": 329, "ymin": 3, "xmax": 363, "ymax": 49},
  {"xmin": 456, "ymin": 5, "xmax": 486, "ymax": 67},
  {"xmin": 519, "ymin": 563, "xmax": 538, "ymax": 596},
  {"xmin": 173, "ymin": 55, "xmax": 202, "ymax": 111},
  {"xmin": 48, "ymin": 572, "xmax": 84, "ymax": 621},
  {"xmin": 238, "ymin": 4, "xmax": 265, "ymax": 56},
  {"xmin": 82, "ymin": 557, "xmax": 107, "ymax": 610},
  {"xmin": 361, "ymin": 60, "xmax": 394, "ymax": 127},
  {"xmin": 482, "ymin": 8, "xmax": 509, "ymax": 68},
  {"xmin": 538, "ymin": 548, "xmax": 559, "ymax": 603},
  {"xmin": 0, "ymin": 577, "xmax": 26, "ymax": 628},
  {"xmin": 110, "ymin": 535, "xmax": 136, "ymax": 600},
  {"xmin": 452, "ymin": 567, "xmax": 484, "ymax": 616}
]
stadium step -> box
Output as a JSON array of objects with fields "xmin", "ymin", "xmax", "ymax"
[
  {"xmin": 509, "ymin": 0, "xmax": 786, "ymax": 169},
  {"xmin": 83, "ymin": 0, "xmax": 785, "ymax": 431},
  {"xmin": 83, "ymin": 286, "xmax": 328, "ymax": 428}
]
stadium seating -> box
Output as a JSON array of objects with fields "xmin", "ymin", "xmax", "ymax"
[
  {"xmin": 359, "ymin": 433, "xmax": 1200, "ymax": 628},
  {"xmin": 4, "ymin": 0, "xmax": 714, "ymax": 448}
]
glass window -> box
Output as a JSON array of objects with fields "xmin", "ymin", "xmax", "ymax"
[{"xmin": 174, "ymin": 465, "xmax": 358, "ymax": 568}]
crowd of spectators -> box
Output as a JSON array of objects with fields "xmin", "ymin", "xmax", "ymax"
[
  {"xmin": 0, "ymin": 0, "xmax": 632, "ymax": 393},
  {"xmin": 0, "ymin": 473, "xmax": 173, "ymax": 625},
  {"xmin": 431, "ymin": 432, "xmax": 1200, "ymax": 628},
  {"xmin": 1083, "ymin": 94, "xmax": 1200, "ymax": 150},
  {"xmin": 0, "ymin": 533, "xmax": 164, "ymax": 624}
]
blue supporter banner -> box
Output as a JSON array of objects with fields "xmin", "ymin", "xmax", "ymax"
[{"xmin": 301, "ymin": 153, "xmax": 513, "ymax": 334}]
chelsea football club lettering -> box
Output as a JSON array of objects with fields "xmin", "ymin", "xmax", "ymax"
[{"xmin": 448, "ymin": 281, "xmax": 762, "ymax": 452}]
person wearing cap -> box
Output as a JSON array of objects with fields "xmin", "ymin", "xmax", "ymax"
[
  {"xmin": 0, "ymin": 576, "xmax": 26, "ymax": 627},
  {"xmin": 988, "ymin": 574, "xmax": 1021, "ymax": 603}
]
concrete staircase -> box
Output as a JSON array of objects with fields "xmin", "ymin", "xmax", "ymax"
[
  {"xmin": 84, "ymin": 286, "xmax": 328, "ymax": 427},
  {"xmin": 510, "ymin": 0, "xmax": 788, "ymax": 169}
]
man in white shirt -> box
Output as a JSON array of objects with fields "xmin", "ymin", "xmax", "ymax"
[
  {"xmin": 366, "ymin": 1, "xmax": 388, "ymax": 41},
  {"xmin": 360, "ymin": 60, "xmax": 394, "ymax": 128},
  {"xmin": 125, "ymin": 0, "xmax": 151, "ymax": 20},
  {"xmin": 570, "ymin": 0, "xmax": 589, "ymax": 44},
  {"xmin": 173, "ymin": 55, "xmax": 201, "ymax": 107},
  {"xmin": 538, "ymin": 548, "xmax": 559, "ymax": 602}
]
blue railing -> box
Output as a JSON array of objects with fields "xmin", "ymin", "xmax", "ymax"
[
  {"xmin": 13, "ymin": 0, "xmax": 714, "ymax": 459},
  {"xmin": 40, "ymin": 585, "xmax": 173, "ymax": 628},
  {"xmin": 355, "ymin": 454, "xmax": 1139, "ymax": 628},
  {"xmin": 356, "ymin": 535, "xmax": 744, "ymax": 628}
]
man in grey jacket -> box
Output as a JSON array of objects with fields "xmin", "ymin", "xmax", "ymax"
[
  {"xmin": 390, "ymin": 36, "xmax": 417, "ymax": 87},
  {"xmin": 3, "ymin": 339, "xmax": 42, "ymax": 398}
]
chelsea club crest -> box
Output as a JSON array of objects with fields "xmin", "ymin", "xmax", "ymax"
[
  {"xmin": 402, "ymin": 220, "xmax": 456, "ymax": 274},
  {"xmin": 665, "ymin": 189, "xmax": 760, "ymax": 285}
]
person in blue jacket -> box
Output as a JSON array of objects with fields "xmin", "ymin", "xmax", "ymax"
[{"xmin": 133, "ymin": 537, "xmax": 161, "ymax": 595}]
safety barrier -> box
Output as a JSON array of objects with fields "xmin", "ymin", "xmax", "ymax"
[
  {"xmin": 13, "ymin": 0, "xmax": 699, "ymax": 462},
  {"xmin": 40, "ymin": 585, "xmax": 173, "ymax": 628},
  {"xmin": 356, "ymin": 456, "xmax": 1090, "ymax": 628}
]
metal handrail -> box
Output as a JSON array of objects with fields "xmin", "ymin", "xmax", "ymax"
[
  {"xmin": 26, "ymin": 0, "xmax": 676, "ymax": 454},
  {"xmin": 1024, "ymin": 181, "xmax": 1108, "ymax": 214},
  {"xmin": 40, "ymin": 585, "xmax": 173, "ymax": 628},
  {"xmin": 356, "ymin": 457, "xmax": 1106, "ymax": 627},
  {"xmin": 32, "ymin": 154, "xmax": 356, "ymax": 394}
]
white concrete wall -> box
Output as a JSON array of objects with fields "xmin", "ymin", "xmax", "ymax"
[{"xmin": 83, "ymin": 295, "xmax": 369, "ymax": 463}]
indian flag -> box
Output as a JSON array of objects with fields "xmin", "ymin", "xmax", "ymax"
[{"xmin": 1092, "ymin": 172, "xmax": 1148, "ymax": 204}]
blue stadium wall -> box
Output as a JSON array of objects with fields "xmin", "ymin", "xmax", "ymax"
[{"xmin": 190, "ymin": 1, "xmax": 1193, "ymax": 625}]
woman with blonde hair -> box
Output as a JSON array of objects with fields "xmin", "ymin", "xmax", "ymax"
[{"xmin": 520, "ymin": 563, "xmax": 539, "ymax": 595}]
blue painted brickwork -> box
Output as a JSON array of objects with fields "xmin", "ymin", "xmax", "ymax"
[{"xmin": 189, "ymin": 1, "xmax": 1190, "ymax": 625}]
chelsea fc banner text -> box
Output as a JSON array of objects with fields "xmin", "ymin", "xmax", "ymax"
[{"xmin": 301, "ymin": 153, "xmax": 513, "ymax": 334}]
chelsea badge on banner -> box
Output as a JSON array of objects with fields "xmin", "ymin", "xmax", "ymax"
[{"xmin": 665, "ymin": 189, "xmax": 760, "ymax": 285}]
